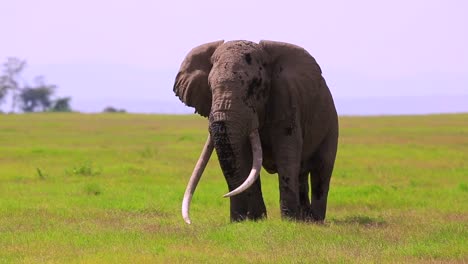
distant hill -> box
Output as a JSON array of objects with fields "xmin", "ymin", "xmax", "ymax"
[{"xmin": 334, "ymin": 95, "xmax": 468, "ymax": 116}]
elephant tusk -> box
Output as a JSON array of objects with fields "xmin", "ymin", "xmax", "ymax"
[
  {"xmin": 182, "ymin": 135, "xmax": 214, "ymax": 224},
  {"xmin": 223, "ymin": 130, "xmax": 262, "ymax": 198}
]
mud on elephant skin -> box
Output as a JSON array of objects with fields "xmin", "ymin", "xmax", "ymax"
[{"xmin": 174, "ymin": 40, "xmax": 338, "ymax": 224}]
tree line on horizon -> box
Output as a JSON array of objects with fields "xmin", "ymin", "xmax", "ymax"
[
  {"xmin": 0, "ymin": 57, "xmax": 126, "ymax": 114},
  {"xmin": 0, "ymin": 57, "xmax": 73, "ymax": 113}
]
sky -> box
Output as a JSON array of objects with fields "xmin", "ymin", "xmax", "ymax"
[{"xmin": 1, "ymin": 0, "xmax": 467, "ymax": 114}]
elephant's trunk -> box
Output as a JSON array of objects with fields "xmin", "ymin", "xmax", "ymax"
[
  {"xmin": 223, "ymin": 130, "xmax": 262, "ymax": 197},
  {"xmin": 181, "ymin": 135, "xmax": 214, "ymax": 224},
  {"xmin": 209, "ymin": 109, "xmax": 262, "ymax": 197}
]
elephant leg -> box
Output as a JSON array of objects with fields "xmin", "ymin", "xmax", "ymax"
[
  {"xmin": 274, "ymin": 145, "xmax": 302, "ymax": 220},
  {"xmin": 299, "ymin": 171, "xmax": 310, "ymax": 219},
  {"xmin": 246, "ymin": 175, "xmax": 267, "ymax": 220},
  {"xmin": 230, "ymin": 177, "xmax": 266, "ymax": 222},
  {"xmin": 270, "ymin": 124, "xmax": 303, "ymax": 220},
  {"xmin": 277, "ymin": 170, "xmax": 300, "ymax": 220},
  {"xmin": 229, "ymin": 194, "xmax": 248, "ymax": 222},
  {"xmin": 309, "ymin": 133, "xmax": 337, "ymax": 222},
  {"xmin": 309, "ymin": 163, "xmax": 332, "ymax": 222}
]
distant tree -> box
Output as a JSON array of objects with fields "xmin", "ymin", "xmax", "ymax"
[
  {"xmin": 51, "ymin": 97, "xmax": 72, "ymax": 112},
  {"xmin": 103, "ymin": 106, "xmax": 126, "ymax": 113},
  {"xmin": 0, "ymin": 77, "xmax": 7, "ymax": 104},
  {"xmin": 19, "ymin": 76, "xmax": 56, "ymax": 112},
  {"xmin": 0, "ymin": 57, "xmax": 27, "ymax": 112},
  {"xmin": 1, "ymin": 57, "xmax": 73, "ymax": 113},
  {"xmin": 20, "ymin": 89, "xmax": 53, "ymax": 112}
]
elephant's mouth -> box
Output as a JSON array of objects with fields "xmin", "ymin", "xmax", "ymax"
[{"xmin": 181, "ymin": 129, "xmax": 262, "ymax": 224}]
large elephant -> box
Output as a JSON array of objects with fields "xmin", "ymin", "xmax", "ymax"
[{"xmin": 174, "ymin": 40, "xmax": 338, "ymax": 224}]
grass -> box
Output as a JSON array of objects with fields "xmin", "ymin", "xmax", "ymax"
[{"xmin": 0, "ymin": 113, "xmax": 466, "ymax": 263}]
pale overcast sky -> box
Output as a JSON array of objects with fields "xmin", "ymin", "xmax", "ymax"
[{"xmin": 1, "ymin": 0, "xmax": 467, "ymax": 114}]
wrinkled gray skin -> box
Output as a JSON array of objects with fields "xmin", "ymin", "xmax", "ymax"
[{"xmin": 174, "ymin": 40, "xmax": 338, "ymax": 222}]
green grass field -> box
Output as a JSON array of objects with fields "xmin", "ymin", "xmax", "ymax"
[{"xmin": 0, "ymin": 113, "xmax": 466, "ymax": 263}]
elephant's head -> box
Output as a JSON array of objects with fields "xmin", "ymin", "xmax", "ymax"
[{"xmin": 174, "ymin": 40, "xmax": 323, "ymax": 224}]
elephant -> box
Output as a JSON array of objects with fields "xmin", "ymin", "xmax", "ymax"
[{"xmin": 173, "ymin": 40, "xmax": 338, "ymax": 224}]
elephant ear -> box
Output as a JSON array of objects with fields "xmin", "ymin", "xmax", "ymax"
[
  {"xmin": 260, "ymin": 40, "xmax": 323, "ymax": 85},
  {"xmin": 173, "ymin": 40, "xmax": 224, "ymax": 117},
  {"xmin": 259, "ymin": 40, "xmax": 325, "ymax": 119}
]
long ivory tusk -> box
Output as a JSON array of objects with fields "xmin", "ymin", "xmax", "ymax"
[
  {"xmin": 182, "ymin": 135, "xmax": 214, "ymax": 224},
  {"xmin": 223, "ymin": 130, "xmax": 262, "ymax": 198}
]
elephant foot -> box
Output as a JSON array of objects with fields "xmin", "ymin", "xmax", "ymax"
[
  {"xmin": 279, "ymin": 205, "xmax": 326, "ymax": 223},
  {"xmin": 309, "ymin": 196, "xmax": 328, "ymax": 222},
  {"xmin": 231, "ymin": 211, "xmax": 267, "ymax": 222},
  {"xmin": 229, "ymin": 184, "xmax": 267, "ymax": 222},
  {"xmin": 279, "ymin": 202, "xmax": 302, "ymax": 221}
]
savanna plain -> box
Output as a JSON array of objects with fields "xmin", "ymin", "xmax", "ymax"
[{"xmin": 0, "ymin": 113, "xmax": 467, "ymax": 263}]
